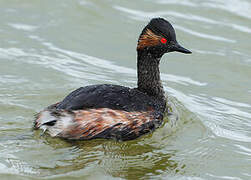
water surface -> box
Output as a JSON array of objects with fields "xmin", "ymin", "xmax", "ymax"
[{"xmin": 0, "ymin": 0, "xmax": 251, "ymax": 179}]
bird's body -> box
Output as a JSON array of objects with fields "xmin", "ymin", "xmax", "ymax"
[
  {"xmin": 35, "ymin": 84, "xmax": 165, "ymax": 140},
  {"xmin": 34, "ymin": 18, "xmax": 191, "ymax": 141}
]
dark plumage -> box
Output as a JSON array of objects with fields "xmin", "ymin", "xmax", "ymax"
[
  {"xmin": 34, "ymin": 18, "xmax": 191, "ymax": 141},
  {"xmin": 56, "ymin": 84, "xmax": 165, "ymax": 112}
]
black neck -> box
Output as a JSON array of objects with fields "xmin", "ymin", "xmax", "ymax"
[{"xmin": 137, "ymin": 50, "xmax": 165, "ymax": 101}]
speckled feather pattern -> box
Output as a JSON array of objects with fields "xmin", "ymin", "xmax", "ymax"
[{"xmin": 34, "ymin": 108, "xmax": 163, "ymax": 141}]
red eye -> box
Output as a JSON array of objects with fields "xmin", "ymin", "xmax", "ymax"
[{"xmin": 161, "ymin": 38, "xmax": 167, "ymax": 44}]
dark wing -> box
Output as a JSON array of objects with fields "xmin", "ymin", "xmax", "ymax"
[{"xmin": 55, "ymin": 84, "xmax": 165, "ymax": 112}]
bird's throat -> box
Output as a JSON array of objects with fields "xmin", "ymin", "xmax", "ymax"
[{"xmin": 137, "ymin": 50, "xmax": 165, "ymax": 101}]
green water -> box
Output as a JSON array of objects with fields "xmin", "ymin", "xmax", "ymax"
[{"xmin": 0, "ymin": 0, "xmax": 251, "ymax": 179}]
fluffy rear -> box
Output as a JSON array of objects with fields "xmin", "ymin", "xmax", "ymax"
[
  {"xmin": 34, "ymin": 108, "xmax": 162, "ymax": 141},
  {"xmin": 34, "ymin": 110, "xmax": 75, "ymax": 137}
]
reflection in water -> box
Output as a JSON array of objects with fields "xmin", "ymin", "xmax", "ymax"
[{"xmin": 34, "ymin": 130, "xmax": 182, "ymax": 179}]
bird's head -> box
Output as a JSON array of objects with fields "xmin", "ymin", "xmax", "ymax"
[{"xmin": 137, "ymin": 18, "xmax": 191, "ymax": 58}]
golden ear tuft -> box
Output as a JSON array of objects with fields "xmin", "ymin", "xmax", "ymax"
[{"xmin": 137, "ymin": 29, "xmax": 162, "ymax": 50}]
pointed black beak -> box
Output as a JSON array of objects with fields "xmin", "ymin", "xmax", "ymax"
[{"xmin": 171, "ymin": 43, "xmax": 192, "ymax": 54}]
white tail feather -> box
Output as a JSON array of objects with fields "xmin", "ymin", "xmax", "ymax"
[{"xmin": 35, "ymin": 110, "xmax": 75, "ymax": 137}]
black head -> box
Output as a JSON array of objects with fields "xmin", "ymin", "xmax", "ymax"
[{"xmin": 137, "ymin": 18, "xmax": 191, "ymax": 57}]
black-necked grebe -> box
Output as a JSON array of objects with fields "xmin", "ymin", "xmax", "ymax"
[{"xmin": 34, "ymin": 18, "xmax": 191, "ymax": 141}]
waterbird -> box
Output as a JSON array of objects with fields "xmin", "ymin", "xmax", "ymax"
[{"xmin": 34, "ymin": 18, "xmax": 191, "ymax": 141}]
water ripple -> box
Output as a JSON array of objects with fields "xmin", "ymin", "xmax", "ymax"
[
  {"xmin": 0, "ymin": 1, "xmax": 251, "ymax": 179},
  {"xmin": 8, "ymin": 23, "xmax": 38, "ymax": 32},
  {"xmin": 175, "ymin": 25, "xmax": 235, "ymax": 43},
  {"xmin": 202, "ymin": 0, "xmax": 251, "ymax": 19},
  {"xmin": 165, "ymin": 86, "xmax": 251, "ymax": 142},
  {"xmin": 114, "ymin": 6, "xmax": 235, "ymax": 43},
  {"xmin": 0, "ymin": 37, "xmax": 206, "ymax": 88}
]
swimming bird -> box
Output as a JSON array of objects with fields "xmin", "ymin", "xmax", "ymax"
[{"xmin": 34, "ymin": 18, "xmax": 191, "ymax": 141}]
